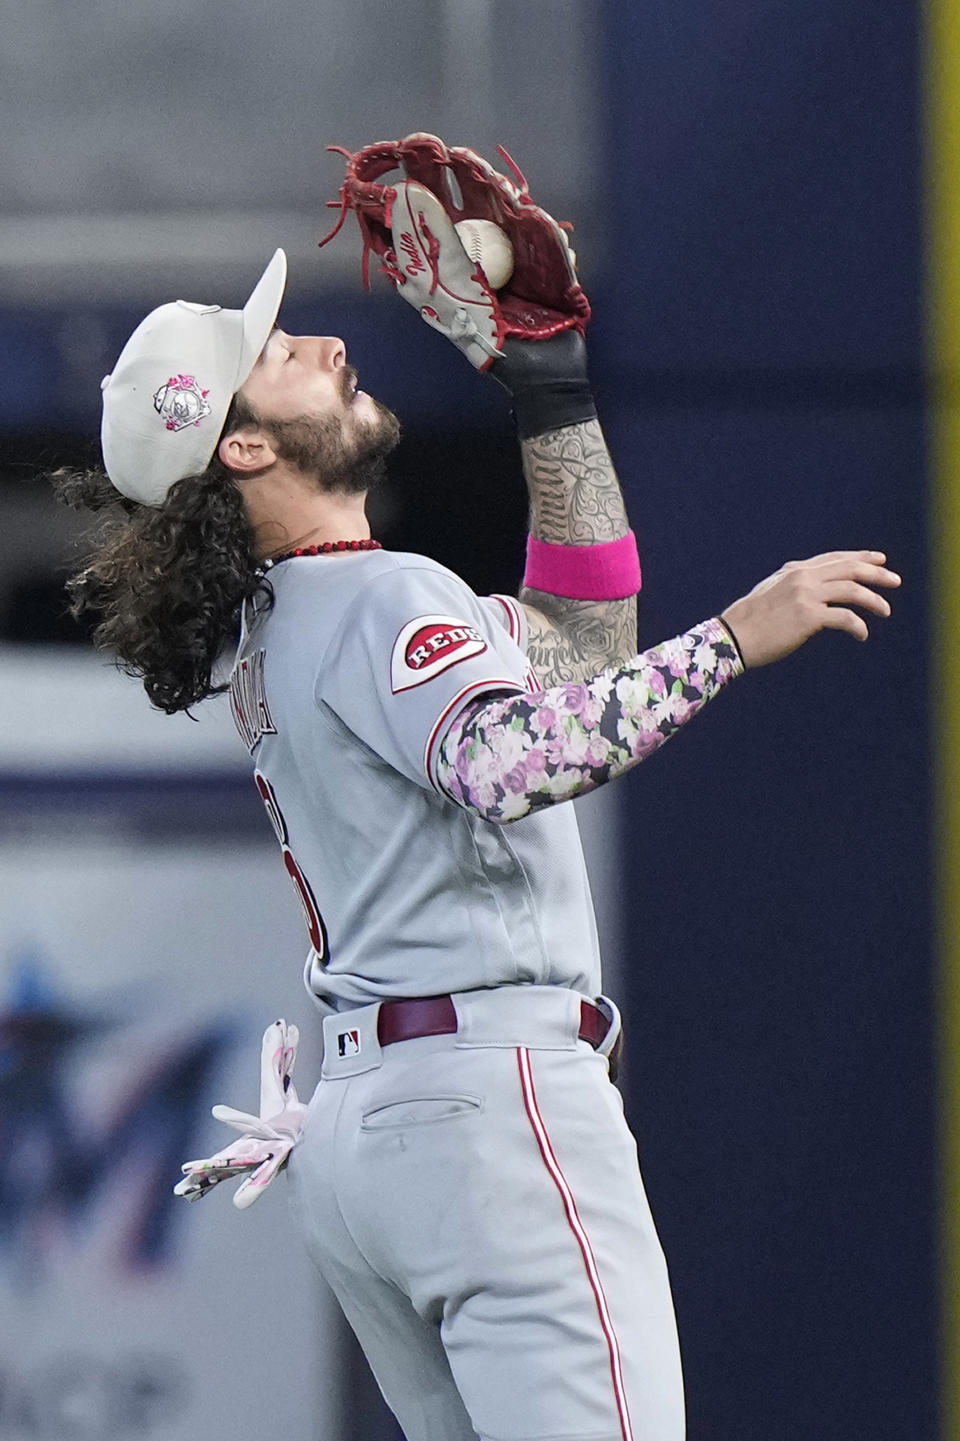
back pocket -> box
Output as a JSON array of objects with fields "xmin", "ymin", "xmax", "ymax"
[{"xmin": 360, "ymin": 1095, "xmax": 483, "ymax": 1131}]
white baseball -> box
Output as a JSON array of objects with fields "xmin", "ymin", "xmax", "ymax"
[{"xmin": 454, "ymin": 219, "xmax": 515, "ymax": 290}]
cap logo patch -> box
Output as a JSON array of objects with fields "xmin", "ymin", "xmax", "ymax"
[
  {"xmin": 153, "ymin": 374, "xmax": 212, "ymax": 432},
  {"xmin": 391, "ymin": 614, "xmax": 487, "ymax": 692}
]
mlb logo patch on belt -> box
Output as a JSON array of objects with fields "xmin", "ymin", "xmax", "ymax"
[{"xmin": 337, "ymin": 1028, "xmax": 361, "ymax": 1058}]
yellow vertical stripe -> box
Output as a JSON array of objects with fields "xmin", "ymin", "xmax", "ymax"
[{"xmin": 931, "ymin": 0, "xmax": 960, "ymax": 1433}]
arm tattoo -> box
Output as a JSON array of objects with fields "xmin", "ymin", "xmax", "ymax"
[
  {"xmin": 520, "ymin": 593, "xmax": 637, "ymax": 687},
  {"xmin": 437, "ymin": 618, "xmax": 743, "ymax": 824},
  {"xmin": 521, "ymin": 419, "xmax": 629, "ymax": 545},
  {"xmin": 518, "ymin": 419, "xmax": 638, "ymax": 683}
]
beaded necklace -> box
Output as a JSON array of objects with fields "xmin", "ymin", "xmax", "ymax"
[{"xmin": 265, "ymin": 538, "xmax": 382, "ymax": 567}]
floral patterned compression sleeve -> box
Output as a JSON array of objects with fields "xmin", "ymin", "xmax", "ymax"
[{"xmin": 436, "ymin": 617, "xmax": 744, "ymax": 823}]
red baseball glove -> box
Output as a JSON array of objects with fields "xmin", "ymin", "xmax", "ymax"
[{"xmin": 320, "ymin": 132, "xmax": 590, "ymax": 371}]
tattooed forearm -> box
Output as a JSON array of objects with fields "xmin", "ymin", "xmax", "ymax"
[
  {"xmin": 519, "ymin": 592, "xmax": 637, "ymax": 687},
  {"xmin": 521, "ymin": 419, "xmax": 629, "ymax": 545},
  {"xmin": 517, "ymin": 418, "xmax": 638, "ymax": 685}
]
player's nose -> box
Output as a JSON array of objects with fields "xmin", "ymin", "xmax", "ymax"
[{"xmin": 300, "ymin": 336, "xmax": 346, "ymax": 371}]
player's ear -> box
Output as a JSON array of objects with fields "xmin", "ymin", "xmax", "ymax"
[{"xmin": 218, "ymin": 427, "xmax": 277, "ymax": 475}]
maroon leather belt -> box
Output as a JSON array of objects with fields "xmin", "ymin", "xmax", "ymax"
[{"xmin": 376, "ymin": 994, "xmax": 611, "ymax": 1051}]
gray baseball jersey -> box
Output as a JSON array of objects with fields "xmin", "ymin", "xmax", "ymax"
[
  {"xmin": 231, "ymin": 548, "xmax": 685, "ymax": 1441},
  {"xmin": 229, "ymin": 549, "xmax": 603, "ymax": 1011}
]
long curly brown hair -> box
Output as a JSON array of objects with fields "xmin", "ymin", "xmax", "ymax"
[{"xmin": 54, "ymin": 395, "xmax": 268, "ymax": 715}]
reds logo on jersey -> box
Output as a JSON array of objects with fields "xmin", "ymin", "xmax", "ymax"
[{"xmin": 391, "ymin": 615, "xmax": 487, "ymax": 693}]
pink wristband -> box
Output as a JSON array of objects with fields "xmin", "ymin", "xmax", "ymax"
[{"xmin": 523, "ymin": 531, "xmax": 642, "ymax": 601}]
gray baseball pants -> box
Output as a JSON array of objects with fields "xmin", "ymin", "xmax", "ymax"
[{"xmin": 287, "ymin": 986, "xmax": 685, "ymax": 1441}]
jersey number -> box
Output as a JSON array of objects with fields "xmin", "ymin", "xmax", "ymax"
[{"xmin": 254, "ymin": 770, "xmax": 329, "ymax": 964}]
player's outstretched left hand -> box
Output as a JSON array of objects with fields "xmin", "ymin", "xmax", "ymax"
[{"xmin": 720, "ymin": 551, "xmax": 901, "ymax": 669}]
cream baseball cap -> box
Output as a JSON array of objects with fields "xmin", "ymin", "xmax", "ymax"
[{"xmin": 100, "ymin": 248, "xmax": 287, "ymax": 507}]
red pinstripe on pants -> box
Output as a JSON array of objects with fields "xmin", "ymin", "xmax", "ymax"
[{"xmin": 516, "ymin": 1046, "xmax": 634, "ymax": 1441}]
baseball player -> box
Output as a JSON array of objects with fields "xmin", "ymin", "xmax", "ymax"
[{"xmin": 56, "ymin": 137, "xmax": 900, "ymax": 1441}]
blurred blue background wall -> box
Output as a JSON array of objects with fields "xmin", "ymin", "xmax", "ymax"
[
  {"xmin": 600, "ymin": 4, "xmax": 932, "ymax": 1439},
  {"xmin": 0, "ymin": 1, "xmax": 935, "ymax": 1437}
]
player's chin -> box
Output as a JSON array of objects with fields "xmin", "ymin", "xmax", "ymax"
[{"xmin": 351, "ymin": 397, "xmax": 401, "ymax": 456}]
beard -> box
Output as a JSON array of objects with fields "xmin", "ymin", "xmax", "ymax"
[{"xmin": 264, "ymin": 379, "xmax": 400, "ymax": 497}]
